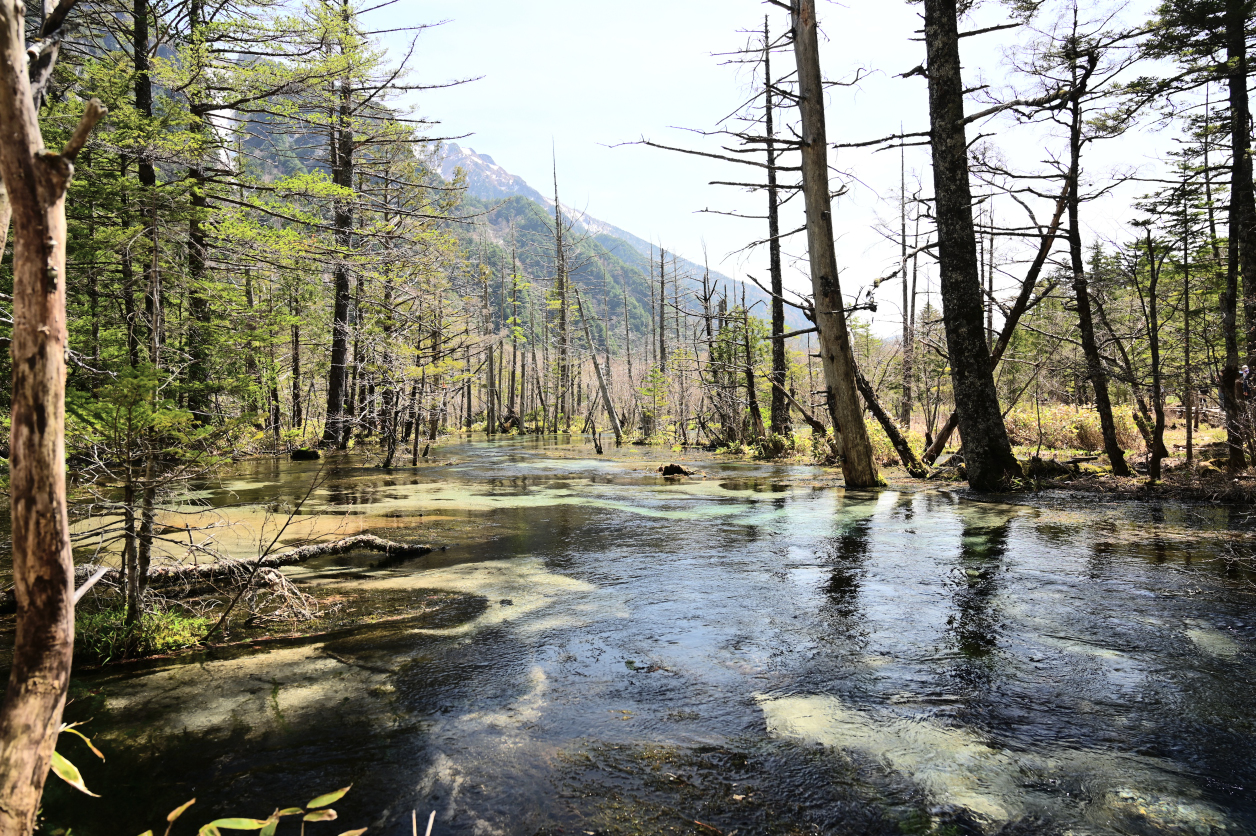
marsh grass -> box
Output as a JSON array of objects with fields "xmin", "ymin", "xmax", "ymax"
[{"xmin": 75, "ymin": 606, "xmax": 212, "ymax": 665}]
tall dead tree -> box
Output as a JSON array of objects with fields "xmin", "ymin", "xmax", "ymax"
[
  {"xmin": 0, "ymin": 0, "xmax": 104, "ymax": 829},
  {"xmin": 790, "ymin": 0, "xmax": 881, "ymax": 487},
  {"xmin": 764, "ymin": 17, "xmax": 790, "ymax": 437},
  {"xmin": 320, "ymin": 5, "xmax": 356, "ymax": 448}
]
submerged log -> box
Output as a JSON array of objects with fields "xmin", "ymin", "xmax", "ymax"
[{"xmin": 0, "ymin": 535, "xmax": 433, "ymax": 612}]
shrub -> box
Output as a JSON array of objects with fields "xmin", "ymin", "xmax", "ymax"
[
  {"xmin": 76, "ymin": 607, "xmax": 212, "ymax": 664},
  {"xmin": 1004, "ymin": 403, "xmax": 1146, "ymax": 453}
]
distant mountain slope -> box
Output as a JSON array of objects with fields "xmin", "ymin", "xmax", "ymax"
[{"xmin": 440, "ymin": 144, "xmax": 808, "ymax": 333}]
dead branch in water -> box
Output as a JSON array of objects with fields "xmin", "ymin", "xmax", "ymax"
[{"xmin": 0, "ymin": 535, "xmax": 433, "ymax": 613}]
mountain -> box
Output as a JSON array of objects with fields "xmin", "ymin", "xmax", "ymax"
[
  {"xmin": 440, "ymin": 143, "xmax": 807, "ymax": 333},
  {"xmin": 441, "ymin": 144, "xmax": 550, "ymax": 206}
]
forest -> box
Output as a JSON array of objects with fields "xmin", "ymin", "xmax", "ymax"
[{"xmin": 1, "ymin": 0, "xmax": 1255, "ymax": 834}]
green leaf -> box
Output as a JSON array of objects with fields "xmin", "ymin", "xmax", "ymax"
[
  {"xmin": 302, "ymin": 810, "xmax": 338, "ymax": 823},
  {"xmin": 60, "ymin": 723, "xmax": 106, "ymax": 761},
  {"xmin": 202, "ymin": 819, "xmax": 270, "ymax": 831},
  {"xmin": 274, "ymin": 809, "xmax": 305, "ymax": 817},
  {"xmin": 337, "ymin": 829, "xmax": 367, "ymax": 836},
  {"xmin": 259, "ymin": 818, "xmax": 279, "ymax": 836},
  {"xmin": 307, "ymin": 786, "xmax": 351, "ymax": 809},
  {"xmin": 168, "ymin": 799, "xmax": 197, "ymax": 823},
  {"xmin": 136, "ymin": 831, "xmax": 155, "ymax": 836},
  {"xmin": 197, "ymin": 827, "xmax": 221, "ymax": 836},
  {"xmin": 50, "ymin": 750, "xmax": 98, "ymax": 797}
]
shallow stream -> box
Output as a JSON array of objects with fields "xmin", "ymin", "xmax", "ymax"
[{"xmin": 36, "ymin": 436, "xmax": 1256, "ymax": 835}]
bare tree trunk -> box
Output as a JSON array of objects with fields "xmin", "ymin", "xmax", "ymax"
[
  {"xmin": 764, "ymin": 18, "xmax": 789, "ymax": 437},
  {"xmin": 898, "ymin": 136, "xmax": 913, "ymax": 428},
  {"xmin": 0, "ymin": 2, "xmax": 103, "ymax": 828},
  {"xmin": 1145, "ymin": 232, "xmax": 1169, "ymax": 482},
  {"xmin": 574, "ymin": 287, "xmax": 622, "ymax": 444},
  {"xmin": 790, "ymin": 0, "xmax": 881, "ymax": 487},
  {"xmin": 741, "ymin": 288, "xmax": 767, "ymax": 440},
  {"xmin": 920, "ymin": 0, "xmax": 1020, "ymax": 490},
  {"xmin": 1065, "ymin": 48, "xmax": 1129, "ymax": 475},
  {"xmin": 658, "ymin": 247, "xmax": 667, "ymax": 372},
  {"xmin": 321, "ymin": 44, "xmax": 354, "ymax": 449},
  {"xmin": 855, "ymin": 371, "xmax": 928, "ymax": 478}
]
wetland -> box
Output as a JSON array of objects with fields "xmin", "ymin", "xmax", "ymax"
[{"xmin": 17, "ymin": 435, "xmax": 1256, "ymax": 836}]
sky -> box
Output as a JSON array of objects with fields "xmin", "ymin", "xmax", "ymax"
[{"xmin": 379, "ymin": 0, "xmax": 1174, "ymax": 335}]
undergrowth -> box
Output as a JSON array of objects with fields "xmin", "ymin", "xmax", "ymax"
[{"xmin": 75, "ymin": 607, "xmax": 211, "ymax": 665}]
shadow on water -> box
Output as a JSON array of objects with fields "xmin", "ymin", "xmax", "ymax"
[{"xmin": 18, "ymin": 435, "xmax": 1256, "ymax": 835}]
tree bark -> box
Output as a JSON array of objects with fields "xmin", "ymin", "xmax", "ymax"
[
  {"xmin": 855, "ymin": 370, "xmax": 928, "ymax": 478},
  {"xmin": 184, "ymin": 0, "xmax": 211, "ymax": 423},
  {"xmin": 320, "ymin": 43, "xmax": 354, "ymax": 449},
  {"xmin": 790, "ymin": 0, "xmax": 881, "ymax": 488},
  {"xmin": 1224, "ymin": 0, "xmax": 1251, "ymax": 469},
  {"xmin": 1065, "ymin": 52, "xmax": 1129, "ymax": 476},
  {"xmin": 921, "ymin": 0, "xmax": 1021, "ymax": 490},
  {"xmin": 1145, "ymin": 232, "xmax": 1169, "ymax": 481},
  {"xmin": 764, "ymin": 17, "xmax": 790, "ymax": 438},
  {"xmin": 574, "ymin": 287, "xmax": 622, "ymax": 444},
  {"xmin": 0, "ymin": 3, "xmax": 102, "ymax": 829}
]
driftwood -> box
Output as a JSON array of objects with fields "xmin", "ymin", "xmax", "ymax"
[{"xmin": 1, "ymin": 535, "xmax": 432, "ymax": 613}]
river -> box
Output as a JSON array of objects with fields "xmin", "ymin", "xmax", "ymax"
[{"xmin": 35, "ymin": 435, "xmax": 1256, "ymax": 835}]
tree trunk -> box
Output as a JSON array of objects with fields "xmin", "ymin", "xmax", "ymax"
[
  {"xmin": 922, "ymin": 179, "xmax": 1070, "ymax": 464},
  {"xmin": 321, "ymin": 58, "xmax": 354, "ymax": 449},
  {"xmin": 764, "ymin": 18, "xmax": 790, "ymax": 437},
  {"xmin": 1223, "ymin": 0, "xmax": 1251, "ymax": 469},
  {"xmin": 790, "ymin": 0, "xmax": 881, "ymax": 488},
  {"xmin": 921, "ymin": 0, "xmax": 1020, "ymax": 490},
  {"xmin": 574, "ymin": 287, "xmax": 622, "ymax": 444},
  {"xmin": 741, "ymin": 288, "xmax": 766, "ymax": 440},
  {"xmin": 1066, "ymin": 63, "xmax": 1129, "ymax": 475},
  {"xmin": 855, "ymin": 370, "xmax": 928, "ymax": 478},
  {"xmin": 0, "ymin": 9, "xmax": 102, "ymax": 832},
  {"xmin": 183, "ymin": 0, "xmax": 211, "ymax": 422},
  {"xmin": 1146, "ymin": 233, "xmax": 1169, "ymax": 482}
]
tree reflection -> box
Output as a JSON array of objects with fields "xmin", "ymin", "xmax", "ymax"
[
  {"xmin": 949, "ymin": 514, "xmax": 1012, "ymax": 663},
  {"xmin": 822, "ymin": 517, "xmax": 873, "ymax": 620}
]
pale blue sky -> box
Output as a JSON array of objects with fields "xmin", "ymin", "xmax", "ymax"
[{"xmin": 383, "ymin": 0, "xmax": 1168, "ymax": 333}]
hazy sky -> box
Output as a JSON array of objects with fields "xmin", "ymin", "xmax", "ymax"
[{"xmin": 382, "ymin": 0, "xmax": 1170, "ymax": 334}]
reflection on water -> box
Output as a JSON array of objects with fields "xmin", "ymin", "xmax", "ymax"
[{"xmin": 19, "ymin": 435, "xmax": 1256, "ymax": 835}]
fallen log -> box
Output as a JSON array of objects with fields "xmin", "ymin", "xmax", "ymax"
[
  {"xmin": 854, "ymin": 370, "xmax": 928, "ymax": 479},
  {"xmin": 1, "ymin": 535, "xmax": 433, "ymax": 613}
]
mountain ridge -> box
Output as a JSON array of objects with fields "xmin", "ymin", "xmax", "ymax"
[{"xmin": 440, "ymin": 143, "xmax": 805, "ymax": 330}]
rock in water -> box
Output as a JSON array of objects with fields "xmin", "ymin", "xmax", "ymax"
[
  {"xmin": 658, "ymin": 463, "xmax": 693, "ymax": 477},
  {"xmin": 290, "ymin": 448, "xmax": 321, "ymax": 461}
]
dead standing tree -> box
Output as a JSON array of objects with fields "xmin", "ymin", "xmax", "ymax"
[
  {"xmin": 0, "ymin": 0, "xmax": 106, "ymax": 830},
  {"xmin": 790, "ymin": 0, "xmax": 881, "ymax": 487}
]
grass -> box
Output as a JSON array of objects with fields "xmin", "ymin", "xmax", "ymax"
[{"xmin": 75, "ymin": 607, "xmax": 212, "ymax": 665}]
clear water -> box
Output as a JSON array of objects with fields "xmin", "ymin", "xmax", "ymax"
[{"xmin": 34, "ymin": 436, "xmax": 1256, "ymax": 835}]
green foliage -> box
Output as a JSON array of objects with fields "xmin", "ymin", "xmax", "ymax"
[{"xmin": 75, "ymin": 608, "xmax": 212, "ymax": 665}]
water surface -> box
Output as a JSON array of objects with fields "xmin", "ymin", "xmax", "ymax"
[{"xmin": 39, "ymin": 436, "xmax": 1256, "ymax": 835}]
